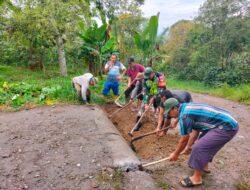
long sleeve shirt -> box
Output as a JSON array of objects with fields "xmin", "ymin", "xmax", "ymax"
[
  {"xmin": 72, "ymin": 73, "xmax": 93, "ymax": 101},
  {"xmin": 142, "ymin": 72, "xmax": 166, "ymax": 104}
]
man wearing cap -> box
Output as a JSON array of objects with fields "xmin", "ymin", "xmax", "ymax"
[
  {"xmin": 134, "ymin": 67, "xmax": 166, "ymax": 131},
  {"xmin": 164, "ymin": 98, "xmax": 239, "ymax": 187},
  {"xmin": 124, "ymin": 57, "xmax": 144, "ymax": 105},
  {"xmin": 155, "ymin": 90, "xmax": 193, "ymax": 136},
  {"xmin": 102, "ymin": 54, "xmax": 126, "ymax": 96},
  {"xmin": 72, "ymin": 73, "xmax": 98, "ymax": 104}
]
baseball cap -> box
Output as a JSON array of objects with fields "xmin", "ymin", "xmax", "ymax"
[
  {"xmin": 164, "ymin": 98, "xmax": 179, "ymax": 116},
  {"xmin": 144, "ymin": 67, "xmax": 153, "ymax": 79}
]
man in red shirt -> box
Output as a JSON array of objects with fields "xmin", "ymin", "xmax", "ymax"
[{"xmin": 125, "ymin": 58, "xmax": 144, "ymax": 102}]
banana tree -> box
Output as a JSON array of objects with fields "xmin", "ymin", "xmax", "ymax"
[
  {"xmin": 134, "ymin": 13, "xmax": 159, "ymax": 66},
  {"xmin": 78, "ymin": 21, "xmax": 118, "ymax": 76}
]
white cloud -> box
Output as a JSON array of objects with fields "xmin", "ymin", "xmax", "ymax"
[{"xmin": 141, "ymin": 0, "xmax": 206, "ymax": 31}]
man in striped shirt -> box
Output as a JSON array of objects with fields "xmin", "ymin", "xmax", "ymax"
[{"xmin": 164, "ymin": 98, "xmax": 239, "ymax": 188}]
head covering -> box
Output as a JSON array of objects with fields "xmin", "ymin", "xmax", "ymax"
[
  {"xmin": 127, "ymin": 57, "xmax": 134, "ymax": 64},
  {"xmin": 90, "ymin": 77, "xmax": 98, "ymax": 85},
  {"xmin": 164, "ymin": 98, "xmax": 179, "ymax": 116},
  {"xmin": 144, "ymin": 67, "xmax": 153, "ymax": 79}
]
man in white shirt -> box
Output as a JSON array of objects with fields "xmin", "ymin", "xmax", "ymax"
[{"xmin": 72, "ymin": 73, "xmax": 98, "ymax": 104}]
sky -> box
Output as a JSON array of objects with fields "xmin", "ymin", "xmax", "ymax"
[{"xmin": 141, "ymin": 0, "xmax": 206, "ymax": 32}]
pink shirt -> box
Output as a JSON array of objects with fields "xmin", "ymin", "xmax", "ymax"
[{"xmin": 127, "ymin": 64, "xmax": 144, "ymax": 84}]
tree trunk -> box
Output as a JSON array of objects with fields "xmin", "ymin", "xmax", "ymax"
[
  {"xmin": 28, "ymin": 46, "xmax": 34, "ymax": 67},
  {"xmin": 55, "ymin": 34, "xmax": 67, "ymax": 76}
]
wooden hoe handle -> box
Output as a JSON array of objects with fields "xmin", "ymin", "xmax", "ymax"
[{"xmin": 142, "ymin": 157, "xmax": 170, "ymax": 167}]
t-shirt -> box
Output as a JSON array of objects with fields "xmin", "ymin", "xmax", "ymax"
[
  {"xmin": 105, "ymin": 61, "xmax": 125, "ymax": 82},
  {"xmin": 127, "ymin": 64, "xmax": 144, "ymax": 85},
  {"xmin": 160, "ymin": 90, "xmax": 192, "ymax": 108},
  {"xmin": 178, "ymin": 103, "xmax": 238, "ymax": 136},
  {"xmin": 72, "ymin": 73, "xmax": 93, "ymax": 101}
]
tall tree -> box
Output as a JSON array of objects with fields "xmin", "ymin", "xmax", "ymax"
[
  {"xmin": 163, "ymin": 20, "xmax": 194, "ymax": 64},
  {"xmin": 93, "ymin": 0, "xmax": 145, "ymax": 62},
  {"xmin": 0, "ymin": 0, "xmax": 92, "ymax": 76},
  {"xmin": 134, "ymin": 13, "xmax": 159, "ymax": 66},
  {"xmin": 196, "ymin": 0, "xmax": 250, "ymax": 69}
]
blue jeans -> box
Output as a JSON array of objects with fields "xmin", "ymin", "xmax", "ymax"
[{"xmin": 102, "ymin": 80, "xmax": 119, "ymax": 96}]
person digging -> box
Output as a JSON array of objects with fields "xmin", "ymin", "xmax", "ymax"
[
  {"xmin": 133, "ymin": 67, "xmax": 166, "ymax": 132},
  {"xmin": 155, "ymin": 89, "xmax": 193, "ymax": 137},
  {"xmin": 124, "ymin": 57, "xmax": 144, "ymax": 107},
  {"xmin": 164, "ymin": 98, "xmax": 239, "ymax": 188},
  {"xmin": 72, "ymin": 73, "xmax": 98, "ymax": 104}
]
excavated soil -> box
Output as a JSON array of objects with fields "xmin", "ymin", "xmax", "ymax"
[
  {"xmin": 102, "ymin": 93, "xmax": 250, "ymax": 190},
  {"xmin": 102, "ymin": 103, "xmax": 187, "ymax": 162}
]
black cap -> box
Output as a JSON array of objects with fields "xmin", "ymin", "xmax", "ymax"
[{"xmin": 127, "ymin": 57, "xmax": 134, "ymax": 64}]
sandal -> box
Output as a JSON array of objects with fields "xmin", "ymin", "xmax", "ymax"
[
  {"xmin": 203, "ymin": 169, "xmax": 211, "ymax": 173},
  {"xmin": 180, "ymin": 177, "xmax": 202, "ymax": 188}
]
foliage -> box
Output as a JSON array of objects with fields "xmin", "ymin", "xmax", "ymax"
[
  {"xmin": 112, "ymin": 14, "xmax": 146, "ymax": 63},
  {"xmin": 163, "ymin": 20, "xmax": 194, "ymax": 64},
  {"xmin": 78, "ymin": 22, "xmax": 118, "ymax": 76},
  {"xmin": 134, "ymin": 13, "xmax": 159, "ymax": 65},
  {"xmin": 0, "ymin": 65, "xmax": 108, "ymax": 110},
  {"xmin": 96, "ymin": 169, "xmax": 124, "ymax": 190},
  {"xmin": 235, "ymin": 172, "xmax": 250, "ymax": 190},
  {"xmin": 0, "ymin": 0, "xmax": 146, "ymax": 75},
  {"xmin": 164, "ymin": 0, "xmax": 250, "ymax": 86},
  {"xmin": 0, "ymin": 0, "xmax": 92, "ymax": 76},
  {"xmin": 167, "ymin": 77, "xmax": 250, "ymax": 105},
  {"xmin": 152, "ymin": 170, "xmax": 170, "ymax": 190}
]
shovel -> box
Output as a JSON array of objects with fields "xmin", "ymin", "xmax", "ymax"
[
  {"xmin": 114, "ymin": 78, "xmax": 138, "ymax": 107},
  {"xmin": 130, "ymin": 126, "xmax": 171, "ymax": 151},
  {"xmin": 108, "ymin": 101, "xmax": 132, "ymax": 118},
  {"xmin": 131, "ymin": 126, "xmax": 171, "ymax": 143},
  {"xmin": 128, "ymin": 103, "xmax": 152, "ymax": 137},
  {"xmin": 109, "ymin": 92, "xmax": 143, "ymax": 118}
]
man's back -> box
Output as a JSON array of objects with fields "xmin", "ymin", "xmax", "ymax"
[{"xmin": 179, "ymin": 103, "xmax": 238, "ymax": 135}]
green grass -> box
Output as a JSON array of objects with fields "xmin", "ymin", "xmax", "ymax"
[
  {"xmin": 96, "ymin": 169, "xmax": 124, "ymax": 190},
  {"xmin": 1, "ymin": 64, "xmax": 249, "ymax": 111},
  {"xmin": 235, "ymin": 173, "xmax": 250, "ymax": 190},
  {"xmin": 152, "ymin": 170, "xmax": 170, "ymax": 190},
  {"xmin": 0, "ymin": 64, "xmax": 108, "ymax": 110},
  {"xmin": 168, "ymin": 77, "xmax": 250, "ymax": 105}
]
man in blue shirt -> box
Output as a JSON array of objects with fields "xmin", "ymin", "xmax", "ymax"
[
  {"xmin": 102, "ymin": 54, "xmax": 126, "ymax": 96},
  {"xmin": 164, "ymin": 98, "xmax": 239, "ymax": 188}
]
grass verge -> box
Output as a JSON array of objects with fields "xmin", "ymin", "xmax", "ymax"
[
  {"xmin": 152, "ymin": 170, "xmax": 170, "ymax": 190},
  {"xmin": 235, "ymin": 172, "xmax": 250, "ymax": 190},
  {"xmin": 168, "ymin": 78, "xmax": 250, "ymax": 105},
  {"xmin": 96, "ymin": 169, "xmax": 124, "ymax": 190}
]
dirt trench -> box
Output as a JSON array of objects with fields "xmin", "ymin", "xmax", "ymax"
[
  {"xmin": 101, "ymin": 104, "xmax": 186, "ymax": 162},
  {"xmin": 101, "ymin": 93, "xmax": 250, "ymax": 190}
]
